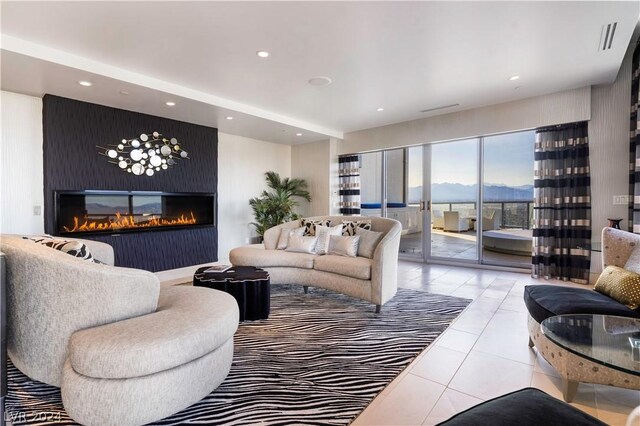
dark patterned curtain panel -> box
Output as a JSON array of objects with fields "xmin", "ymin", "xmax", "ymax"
[
  {"xmin": 532, "ymin": 122, "xmax": 591, "ymax": 284},
  {"xmin": 338, "ymin": 154, "xmax": 361, "ymax": 215},
  {"xmin": 629, "ymin": 40, "xmax": 640, "ymax": 233}
]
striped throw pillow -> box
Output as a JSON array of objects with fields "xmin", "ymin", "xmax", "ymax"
[
  {"xmin": 25, "ymin": 236, "xmax": 96, "ymax": 262},
  {"xmin": 341, "ymin": 220, "xmax": 372, "ymax": 236}
]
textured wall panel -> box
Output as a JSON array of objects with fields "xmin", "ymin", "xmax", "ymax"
[
  {"xmin": 43, "ymin": 95, "xmax": 218, "ymax": 271},
  {"xmin": 0, "ymin": 91, "xmax": 44, "ymax": 234},
  {"xmin": 589, "ymin": 39, "xmax": 634, "ymax": 259},
  {"xmin": 88, "ymin": 227, "xmax": 217, "ymax": 272}
]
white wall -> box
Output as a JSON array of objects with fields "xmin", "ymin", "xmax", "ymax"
[
  {"xmin": 341, "ymin": 86, "xmax": 591, "ymax": 154},
  {"xmin": 291, "ymin": 139, "xmax": 330, "ymax": 217},
  {"xmin": 0, "ymin": 91, "xmax": 44, "ymax": 235},
  {"xmin": 217, "ymin": 132, "xmax": 291, "ymax": 260}
]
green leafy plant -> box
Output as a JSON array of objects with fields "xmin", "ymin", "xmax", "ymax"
[{"xmin": 250, "ymin": 171, "xmax": 311, "ymax": 237}]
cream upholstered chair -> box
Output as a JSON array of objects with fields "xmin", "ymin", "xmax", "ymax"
[
  {"xmin": 432, "ymin": 210, "xmax": 445, "ymax": 229},
  {"xmin": 524, "ymin": 227, "xmax": 640, "ymax": 344},
  {"xmin": 1, "ymin": 235, "xmax": 239, "ymax": 426},
  {"xmin": 481, "ymin": 210, "xmax": 501, "ymax": 231},
  {"xmin": 444, "ymin": 211, "xmax": 469, "ymax": 232},
  {"xmin": 601, "ymin": 226, "xmax": 640, "ymax": 269}
]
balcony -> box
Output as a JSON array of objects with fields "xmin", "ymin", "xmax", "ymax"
[{"xmin": 395, "ymin": 200, "xmax": 533, "ymax": 266}]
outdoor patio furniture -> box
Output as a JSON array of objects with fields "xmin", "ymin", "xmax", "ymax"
[
  {"xmin": 432, "ymin": 210, "xmax": 444, "ymax": 229},
  {"xmin": 444, "ymin": 211, "xmax": 469, "ymax": 232},
  {"xmin": 482, "ymin": 210, "xmax": 501, "ymax": 231}
]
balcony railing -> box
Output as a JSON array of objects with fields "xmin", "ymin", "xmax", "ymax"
[{"xmin": 432, "ymin": 201, "xmax": 534, "ymax": 229}]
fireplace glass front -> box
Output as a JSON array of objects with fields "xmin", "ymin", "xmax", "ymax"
[{"xmin": 55, "ymin": 191, "xmax": 215, "ymax": 235}]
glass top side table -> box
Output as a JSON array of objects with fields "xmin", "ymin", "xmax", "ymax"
[{"xmin": 540, "ymin": 314, "xmax": 640, "ymax": 401}]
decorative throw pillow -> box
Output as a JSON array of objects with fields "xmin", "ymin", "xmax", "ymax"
[
  {"xmin": 594, "ymin": 265, "xmax": 640, "ymax": 310},
  {"xmin": 24, "ymin": 236, "xmax": 98, "ymax": 263},
  {"xmin": 355, "ymin": 227, "xmax": 384, "ymax": 258},
  {"xmin": 276, "ymin": 226, "xmax": 305, "ymax": 250},
  {"xmin": 301, "ymin": 219, "xmax": 331, "ymax": 236},
  {"xmin": 315, "ymin": 224, "xmax": 343, "ymax": 255},
  {"xmin": 40, "ymin": 239, "xmax": 95, "ymax": 262},
  {"xmin": 22, "ymin": 235, "xmax": 55, "ymax": 243},
  {"xmin": 342, "ymin": 220, "xmax": 372, "ymax": 236},
  {"xmin": 328, "ymin": 235, "xmax": 360, "ymax": 257},
  {"xmin": 285, "ymin": 235, "xmax": 319, "ymax": 254},
  {"xmin": 624, "ymin": 246, "xmax": 640, "ymax": 274}
]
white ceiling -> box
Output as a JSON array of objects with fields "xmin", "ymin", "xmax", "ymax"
[{"xmin": 1, "ymin": 1, "xmax": 638, "ymax": 144}]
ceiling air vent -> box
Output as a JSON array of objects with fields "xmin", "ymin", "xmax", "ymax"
[
  {"xmin": 420, "ymin": 103, "xmax": 459, "ymax": 114},
  {"xmin": 600, "ymin": 22, "xmax": 617, "ymax": 51}
]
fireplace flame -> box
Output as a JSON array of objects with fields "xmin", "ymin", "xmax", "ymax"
[{"xmin": 63, "ymin": 212, "xmax": 197, "ymax": 233}]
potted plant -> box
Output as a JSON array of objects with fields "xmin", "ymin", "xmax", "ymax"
[{"xmin": 250, "ymin": 171, "xmax": 311, "ymax": 239}]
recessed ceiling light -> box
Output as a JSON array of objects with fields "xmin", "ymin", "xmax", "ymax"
[
  {"xmin": 257, "ymin": 50, "xmax": 270, "ymax": 58},
  {"xmin": 509, "ymin": 75, "xmax": 520, "ymax": 81},
  {"xmin": 296, "ymin": 133, "xmax": 303, "ymax": 136},
  {"xmin": 376, "ymin": 107, "xmax": 384, "ymax": 112},
  {"xmin": 308, "ymin": 76, "xmax": 332, "ymax": 86},
  {"xmin": 225, "ymin": 116, "xmax": 233, "ymax": 120},
  {"xmin": 165, "ymin": 101, "xmax": 176, "ymax": 106},
  {"xmin": 78, "ymin": 80, "xmax": 92, "ymax": 87}
]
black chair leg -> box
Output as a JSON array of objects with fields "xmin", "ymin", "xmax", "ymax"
[
  {"xmin": 375, "ymin": 305, "xmax": 381, "ymax": 314},
  {"xmin": 303, "ymin": 286, "xmax": 309, "ymax": 294}
]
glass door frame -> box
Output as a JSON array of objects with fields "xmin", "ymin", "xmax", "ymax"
[
  {"xmin": 421, "ymin": 144, "xmax": 431, "ymax": 261},
  {"xmin": 374, "ymin": 132, "xmax": 531, "ymax": 270},
  {"xmin": 423, "ymin": 139, "xmax": 482, "ymax": 265}
]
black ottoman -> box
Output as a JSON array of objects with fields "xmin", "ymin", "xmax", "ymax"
[
  {"xmin": 523, "ymin": 285, "xmax": 640, "ymax": 324},
  {"xmin": 194, "ymin": 266, "xmax": 270, "ymax": 322},
  {"xmin": 437, "ymin": 388, "xmax": 606, "ymax": 426}
]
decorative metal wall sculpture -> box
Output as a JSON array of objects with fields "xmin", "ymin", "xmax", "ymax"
[{"xmin": 97, "ymin": 132, "xmax": 189, "ymax": 176}]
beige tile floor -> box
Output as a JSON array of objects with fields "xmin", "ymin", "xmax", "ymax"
[{"xmin": 352, "ymin": 260, "xmax": 640, "ymax": 426}]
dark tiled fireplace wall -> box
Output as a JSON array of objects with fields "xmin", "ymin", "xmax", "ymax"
[{"xmin": 43, "ymin": 95, "xmax": 218, "ymax": 271}]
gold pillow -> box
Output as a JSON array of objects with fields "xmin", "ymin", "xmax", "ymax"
[{"xmin": 594, "ymin": 265, "xmax": 640, "ymax": 310}]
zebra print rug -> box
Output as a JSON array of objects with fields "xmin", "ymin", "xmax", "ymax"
[{"xmin": 6, "ymin": 285, "xmax": 470, "ymax": 425}]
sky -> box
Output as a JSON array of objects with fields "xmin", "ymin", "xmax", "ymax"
[{"xmin": 408, "ymin": 130, "xmax": 534, "ymax": 187}]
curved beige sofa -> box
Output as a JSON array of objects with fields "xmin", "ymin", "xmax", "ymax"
[
  {"xmin": 230, "ymin": 216, "xmax": 402, "ymax": 311},
  {"xmin": 1, "ymin": 235, "xmax": 239, "ymax": 426}
]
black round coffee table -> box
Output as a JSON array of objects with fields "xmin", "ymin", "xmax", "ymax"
[{"xmin": 193, "ymin": 266, "xmax": 270, "ymax": 321}]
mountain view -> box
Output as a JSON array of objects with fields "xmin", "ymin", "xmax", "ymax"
[
  {"xmin": 84, "ymin": 202, "xmax": 163, "ymax": 214},
  {"xmin": 409, "ymin": 183, "xmax": 533, "ymax": 203}
]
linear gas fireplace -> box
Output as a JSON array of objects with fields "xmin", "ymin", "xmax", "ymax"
[{"xmin": 55, "ymin": 191, "xmax": 216, "ymax": 236}]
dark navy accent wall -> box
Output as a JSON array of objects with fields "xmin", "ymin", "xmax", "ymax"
[{"xmin": 43, "ymin": 95, "xmax": 218, "ymax": 271}]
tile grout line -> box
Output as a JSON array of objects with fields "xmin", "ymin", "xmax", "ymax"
[{"xmin": 422, "ymin": 281, "xmax": 510, "ymax": 422}]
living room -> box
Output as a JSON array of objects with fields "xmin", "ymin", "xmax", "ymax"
[{"xmin": 1, "ymin": 1, "xmax": 639, "ymax": 425}]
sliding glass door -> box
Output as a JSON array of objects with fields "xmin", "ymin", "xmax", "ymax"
[
  {"xmin": 384, "ymin": 147, "xmax": 424, "ymax": 258},
  {"xmin": 359, "ymin": 148, "xmax": 426, "ymax": 260},
  {"xmin": 357, "ymin": 129, "xmax": 534, "ymax": 268},
  {"xmin": 430, "ymin": 139, "xmax": 479, "ymax": 262},
  {"xmin": 481, "ymin": 131, "xmax": 534, "ymax": 267}
]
